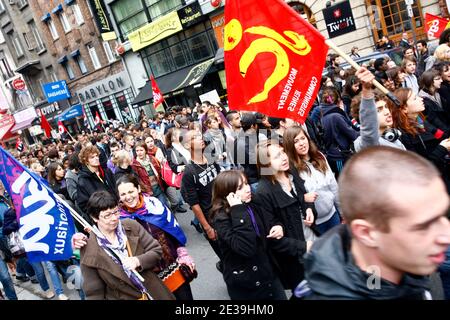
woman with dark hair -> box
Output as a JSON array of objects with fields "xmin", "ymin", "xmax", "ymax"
[
  {"xmin": 283, "ymin": 126, "xmax": 340, "ymax": 236},
  {"xmin": 388, "ymin": 87, "xmax": 450, "ymax": 191},
  {"xmin": 210, "ymin": 170, "xmax": 286, "ymax": 300},
  {"xmin": 47, "ymin": 162, "xmax": 70, "ymax": 200},
  {"xmin": 419, "ymin": 69, "xmax": 450, "ymax": 132},
  {"xmin": 75, "ymin": 190, "xmax": 175, "ymax": 300},
  {"xmin": 341, "ymin": 75, "xmax": 361, "ymax": 116},
  {"xmin": 76, "ymin": 145, "xmax": 117, "ymax": 218},
  {"xmin": 434, "ymin": 61, "xmax": 450, "ymax": 112},
  {"xmin": 254, "ymin": 140, "xmax": 314, "ymax": 293},
  {"xmin": 116, "ymin": 175, "xmax": 195, "ymax": 300}
]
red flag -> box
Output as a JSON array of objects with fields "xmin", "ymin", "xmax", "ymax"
[
  {"xmin": 16, "ymin": 137, "xmax": 24, "ymax": 152},
  {"xmin": 94, "ymin": 111, "xmax": 102, "ymax": 125},
  {"xmin": 151, "ymin": 76, "xmax": 165, "ymax": 109},
  {"xmin": 425, "ymin": 13, "xmax": 450, "ymax": 39},
  {"xmin": 58, "ymin": 120, "xmax": 66, "ymax": 135},
  {"xmin": 39, "ymin": 111, "xmax": 52, "ymax": 138},
  {"xmin": 224, "ymin": 0, "xmax": 328, "ymax": 124}
]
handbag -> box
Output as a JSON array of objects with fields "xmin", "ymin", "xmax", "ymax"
[
  {"xmin": 161, "ymin": 160, "xmax": 183, "ymax": 188},
  {"xmin": 158, "ymin": 262, "xmax": 197, "ymax": 292},
  {"xmin": 8, "ymin": 231, "xmax": 25, "ymax": 256}
]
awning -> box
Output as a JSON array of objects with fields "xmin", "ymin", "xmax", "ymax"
[
  {"xmin": 52, "ymin": 4, "xmax": 63, "ymax": 14},
  {"xmin": 70, "ymin": 49, "xmax": 80, "ymax": 57},
  {"xmin": 41, "ymin": 13, "xmax": 51, "ymax": 22},
  {"xmin": 65, "ymin": 0, "xmax": 76, "ymax": 5},
  {"xmin": 10, "ymin": 117, "xmax": 36, "ymax": 133},
  {"xmin": 0, "ymin": 114, "xmax": 15, "ymax": 140},
  {"xmin": 57, "ymin": 56, "xmax": 68, "ymax": 64},
  {"xmin": 58, "ymin": 104, "xmax": 83, "ymax": 121},
  {"xmin": 131, "ymin": 58, "xmax": 215, "ymax": 106}
]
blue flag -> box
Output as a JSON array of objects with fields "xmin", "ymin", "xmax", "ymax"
[{"xmin": 0, "ymin": 147, "xmax": 75, "ymax": 262}]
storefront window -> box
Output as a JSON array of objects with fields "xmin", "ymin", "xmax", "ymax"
[
  {"xmin": 88, "ymin": 101, "xmax": 99, "ymax": 126},
  {"xmin": 141, "ymin": 22, "xmax": 217, "ymax": 78},
  {"xmin": 102, "ymin": 98, "xmax": 116, "ymax": 120},
  {"xmin": 112, "ymin": 0, "xmax": 147, "ymax": 36}
]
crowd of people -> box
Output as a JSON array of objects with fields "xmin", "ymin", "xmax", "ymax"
[{"xmin": 1, "ymin": 33, "xmax": 450, "ymax": 301}]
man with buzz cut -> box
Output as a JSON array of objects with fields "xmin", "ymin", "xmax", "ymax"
[{"xmin": 301, "ymin": 146, "xmax": 450, "ymax": 299}]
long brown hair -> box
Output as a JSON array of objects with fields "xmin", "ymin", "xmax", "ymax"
[
  {"xmin": 283, "ymin": 126, "xmax": 328, "ymax": 175},
  {"xmin": 387, "ymin": 88, "xmax": 419, "ymax": 136},
  {"xmin": 210, "ymin": 170, "xmax": 245, "ymax": 222},
  {"xmin": 256, "ymin": 139, "xmax": 288, "ymax": 183}
]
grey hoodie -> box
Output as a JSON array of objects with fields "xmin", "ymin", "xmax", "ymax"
[{"xmin": 354, "ymin": 97, "xmax": 406, "ymax": 152}]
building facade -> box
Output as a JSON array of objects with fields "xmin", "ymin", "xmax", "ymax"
[{"xmin": 29, "ymin": 0, "xmax": 135, "ymax": 131}]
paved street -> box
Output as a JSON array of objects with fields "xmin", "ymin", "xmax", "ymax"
[{"xmin": 4, "ymin": 206, "xmax": 230, "ymax": 300}]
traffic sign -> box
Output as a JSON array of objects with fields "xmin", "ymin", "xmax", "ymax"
[{"xmin": 12, "ymin": 78, "xmax": 26, "ymax": 91}]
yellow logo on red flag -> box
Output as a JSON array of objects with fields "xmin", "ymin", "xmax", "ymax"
[{"xmin": 224, "ymin": 0, "xmax": 328, "ymax": 124}]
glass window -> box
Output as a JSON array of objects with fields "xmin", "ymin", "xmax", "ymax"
[
  {"xmin": 187, "ymin": 33, "xmax": 213, "ymax": 62},
  {"xmin": 87, "ymin": 44, "xmax": 101, "ymax": 70},
  {"xmin": 170, "ymin": 42, "xmax": 190, "ymax": 69},
  {"xmin": 59, "ymin": 12, "xmax": 72, "ymax": 33},
  {"xmin": 23, "ymin": 32, "xmax": 33, "ymax": 50},
  {"xmin": 112, "ymin": 0, "xmax": 144, "ymax": 21},
  {"xmin": 72, "ymin": 4, "xmax": 84, "ymax": 25},
  {"xmin": 29, "ymin": 20, "xmax": 45, "ymax": 52},
  {"xmin": 17, "ymin": 0, "xmax": 27, "ymax": 9},
  {"xmin": 63, "ymin": 61, "xmax": 75, "ymax": 80},
  {"xmin": 0, "ymin": 58, "xmax": 14, "ymax": 79},
  {"xmin": 0, "ymin": 1, "xmax": 5, "ymax": 13},
  {"xmin": 46, "ymin": 66, "xmax": 58, "ymax": 82},
  {"xmin": 145, "ymin": 0, "xmax": 183, "ymax": 20},
  {"xmin": 75, "ymin": 55, "xmax": 88, "ymax": 74},
  {"xmin": 148, "ymin": 49, "xmax": 174, "ymax": 77},
  {"xmin": 86, "ymin": 0, "xmax": 93, "ymax": 17},
  {"xmin": 103, "ymin": 41, "xmax": 116, "ymax": 63},
  {"xmin": 48, "ymin": 20, "xmax": 59, "ymax": 40},
  {"xmin": 117, "ymin": 12, "xmax": 147, "ymax": 36},
  {"xmin": 12, "ymin": 35, "xmax": 24, "ymax": 57}
]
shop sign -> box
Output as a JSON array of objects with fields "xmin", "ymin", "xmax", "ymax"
[
  {"xmin": 322, "ymin": 0, "xmax": 356, "ymax": 39},
  {"xmin": 211, "ymin": 13, "xmax": 225, "ymax": 48},
  {"xmin": 177, "ymin": 1, "xmax": 204, "ymax": 29},
  {"xmin": 13, "ymin": 107, "xmax": 37, "ymax": 123},
  {"xmin": 88, "ymin": 0, "xmax": 117, "ymax": 41},
  {"xmin": 128, "ymin": 11, "xmax": 183, "ymax": 52},
  {"xmin": 38, "ymin": 102, "xmax": 60, "ymax": 118},
  {"xmin": 76, "ymin": 71, "xmax": 131, "ymax": 104}
]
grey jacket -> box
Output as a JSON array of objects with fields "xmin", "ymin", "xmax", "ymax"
[
  {"xmin": 354, "ymin": 97, "xmax": 406, "ymax": 152},
  {"xmin": 65, "ymin": 169, "xmax": 79, "ymax": 203}
]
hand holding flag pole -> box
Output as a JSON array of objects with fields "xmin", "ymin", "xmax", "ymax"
[{"xmin": 324, "ymin": 39, "xmax": 401, "ymax": 107}]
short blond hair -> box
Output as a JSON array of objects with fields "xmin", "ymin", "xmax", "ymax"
[
  {"xmin": 112, "ymin": 149, "xmax": 131, "ymax": 167},
  {"xmin": 434, "ymin": 44, "xmax": 450, "ymax": 62}
]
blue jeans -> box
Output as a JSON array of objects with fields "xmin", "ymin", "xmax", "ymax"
[
  {"xmin": 43, "ymin": 261, "xmax": 64, "ymax": 295},
  {"xmin": 29, "ymin": 261, "xmax": 50, "ymax": 292},
  {"xmin": 0, "ymin": 258, "xmax": 17, "ymax": 300},
  {"xmin": 439, "ymin": 246, "xmax": 450, "ymax": 300},
  {"xmin": 315, "ymin": 210, "xmax": 341, "ymax": 236}
]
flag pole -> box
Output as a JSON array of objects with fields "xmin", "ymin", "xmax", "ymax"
[
  {"xmin": 49, "ymin": 191, "xmax": 146, "ymax": 282},
  {"xmin": 324, "ymin": 39, "xmax": 401, "ymax": 107}
]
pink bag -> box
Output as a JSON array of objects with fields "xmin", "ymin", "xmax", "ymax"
[{"xmin": 161, "ymin": 160, "xmax": 183, "ymax": 188}]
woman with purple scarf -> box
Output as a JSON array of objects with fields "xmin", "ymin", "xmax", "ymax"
[
  {"xmin": 76, "ymin": 190, "xmax": 174, "ymax": 300},
  {"xmin": 116, "ymin": 174, "xmax": 196, "ymax": 300}
]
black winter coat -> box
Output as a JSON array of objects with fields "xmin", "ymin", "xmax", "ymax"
[
  {"xmin": 399, "ymin": 122, "xmax": 450, "ymax": 192},
  {"xmin": 76, "ymin": 165, "xmax": 117, "ymax": 222},
  {"xmin": 254, "ymin": 172, "xmax": 311, "ymax": 290},
  {"xmin": 213, "ymin": 204, "xmax": 281, "ymax": 300},
  {"xmin": 422, "ymin": 96, "xmax": 450, "ymax": 132}
]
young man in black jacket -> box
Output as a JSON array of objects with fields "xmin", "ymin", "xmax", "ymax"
[
  {"xmin": 301, "ymin": 147, "xmax": 450, "ymax": 300},
  {"xmin": 180, "ymin": 130, "xmax": 223, "ymax": 266}
]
